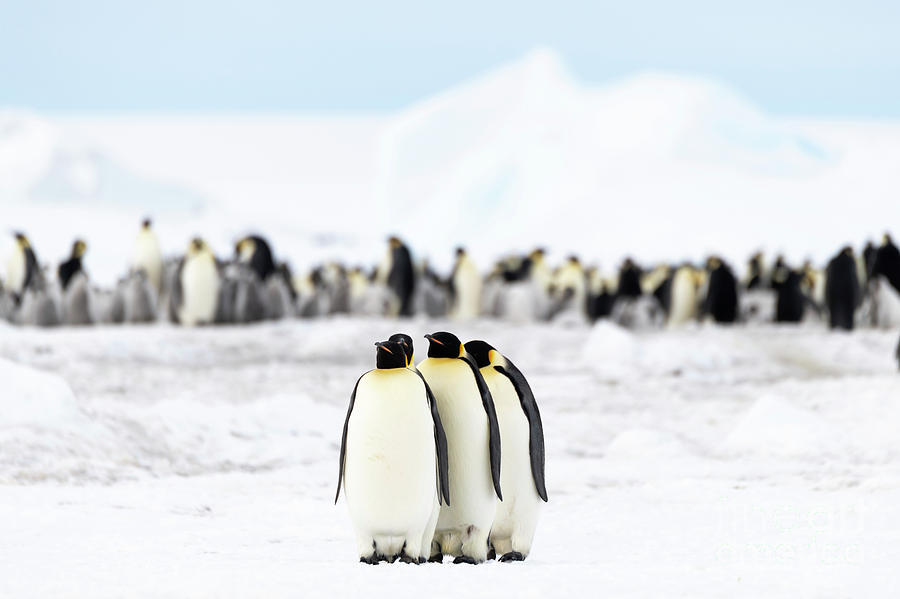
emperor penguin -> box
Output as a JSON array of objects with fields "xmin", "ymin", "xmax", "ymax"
[
  {"xmin": 5, "ymin": 232, "xmax": 39, "ymax": 303},
  {"xmin": 132, "ymin": 219, "xmax": 163, "ymax": 295},
  {"xmin": 383, "ymin": 236, "xmax": 416, "ymax": 317},
  {"xmin": 388, "ymin": 332, "xmax": 444, "ymax": 563},
  {"xmin": 872, "ymin": 234, "xmax": 900, "ymax": 293},
  {"xmin": 57, "ymin": 239, "xmax": 86, "ymax": 292},
  {"xmin": 449, "ymin": 248, "xmax": 482, "ymax": 320},
  {"xmin": 745, "ymin": 252, "xmax": 766, "ymax": 289},
  {"xmin": 412, "ymin": 260, "xmax": 450, "ymax": 318},
  {"xmin": 617, "ymin": 258, "xmax": 643, "ymax": 300},
  {"xmin": 548, "ymin": 256, "xmax": 588, "ymax": 324},
  {"xmin": 775, "ymin": 267, "xmax": 806, "ymax": 323},
  {"xmin": 58, "ymin": 240, "xmax": 94, "ymax": 326},
  {"xmin": 235, "ymin": 235, "xmax": 277, "ymax": 282},
  {"xmin": 825, "ymin": 246, "xmax": 860, "ymax": 330},
  {"xmin": 417, "ymin": 332, "xmax": 502, "ymax": 564},
  {"xmin": 667, "ymin": 264, "xmax": 702, "ymax": 327},
  {"xmin": 336, "ymin": 340, "xmax": 450, "ymax": 564},
  {"xmin": 18, "ymin": 267, "xmax": 62, "ymax": 327},
  {"xmin": 171, "ymin": 238, "xmax": 221, "ymax": 326},
  {"xmin": 702, "ymin": 257, "xmax": 738, "ymax": 324},
  {"xmin": 864, "ymin": 234, "xmax": 900, "ymax": 328},
  {"xmin": 463, "ymin": 340, "xmax": 547, "ymax": 562},
  {"xmin": 123, "ymin": 269, "xmax": 158, "ymax": 323}
]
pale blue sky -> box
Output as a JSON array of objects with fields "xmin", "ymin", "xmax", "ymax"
[{"xmin": 2, "ymin": 0, "xmax": 899, "ymax": 116}]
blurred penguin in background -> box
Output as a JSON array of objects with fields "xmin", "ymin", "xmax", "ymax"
[
  {"xmin": 616, "ymin": 258, "xmax": 643, "ymax": 300},
  {"xmin": 132, "ymin": 219, "xmax": 163, "ymax": 295},
  {"xmin": 449, "ymin": 247, "xmax": 482, "ymax": 320},
  {"xmin": 236, "ymin": 235, "xmax": 277, "ymax": 282},
  {"xmin": 862, "ymin": 241, "xmax": 877, "ymax": 281},
  {"xmin": 745, "ymin": 252, "xmax": 766, "ymax": 289},
  {"xmin": 548, "ymin": 256, "xmax": 588, "ymax": 324},
  {"xmin": 774, "ymin": 265, "xmax": 807, "ymax": 323},
  {"xmin": 413, "ymin": 260, "xmax": 450, "ymax": 318},
  {"xmin": 58, "ymin": 239, "xmax": 94, "ymax": 325},
  {"xmin": 170, "ymin": 238, "xmax": 221, "ymax": 326},
  {"xmin": 825, "ymin": 246, "xmax": 860, "ymax": 331},
  {"xmin": 5, "ymin": 232, "xmax": 39, "ymax": 304},
  {"xmin": 702, "ymin": 257, "xmax": 738, "ymax": 324},
  {"xmin": 871, "ymin": 234, "xmax": 900, "ymax": 293},
  {"xmin": 667, "ymin": 264, "xmax": 702, "ymax": 327},
  {"xmin": 123, "ymin": 269, "xmax": 158, "ymax": 323},
  {"xmin": 609, "ymin": 259, "xmax": 665, "ymax": 330},
  {"xmin": 742, "ymin": 252, "xmax": 776, "ymax": 323},
  {"xmin": 770, "ymin": 255, "xmax": 789, "ymax": 292},
  {"xmin": 382, "ymin": 236, "xmax": 416, "ymax": 317},
  {"xmin": 863, "ymin": 234, "xmax": 900, "ymax": 328},
  {"xmin": 586, "ymin": 267, "xmax": 616, "ymax": 321},
  {"xmin": 18, "ymin": 268, "xmax": 62, "ymax": 327}
]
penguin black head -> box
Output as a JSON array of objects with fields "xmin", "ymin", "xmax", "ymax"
[
  {"xmin": 13, "ymin": 232, "xmax": 29, "ymax": 247},
  {"xmin": 388, "ymin": 333, "xmax": 414, "ymax": 366},
  {"xmin": 455, "ymin": 247, "xmax": 466, "ymax": 258},
  {"xmin": 388, "ymin": 236, "xmax": 403, "ymax": 249},
  {"xmin": 424, "ymin": 331, "xmax": 463, "ymax": 359},
  {"xmin": 141, "ymin": 218, "xmax": 152, "ymax": 229},
  {"xmin": 375, "ymin": 340, "xmax": 407, "ymax": 370},
  {"xmin": 463, "ymin": 340, "xmax": 496, "ymax": 368}
]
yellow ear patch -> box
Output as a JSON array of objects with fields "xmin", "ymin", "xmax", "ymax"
[
  {"xmin": 488, "ymin": 349, "xmax": 498, "ymax": 364},
  {"xmin": 458, "ymin": 346, "xmax": 466, "ymax": 358}
]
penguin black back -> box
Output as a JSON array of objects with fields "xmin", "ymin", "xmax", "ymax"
[
  {"xmin": 617, "ymin": 258, "xmax": 643, "ymax": 299},
  {"xmin": 872, "ymin": 234, "xmax": 900, "ymax": 294},
  {"xmin": 58, "ymin": 240, "xmax": 86, "ymax": 291},
  {"xmin": 386, "ymin": 236, "xmax": 416, "ymax": 317},
  {"xmin": 704, "ymin": 257, "xmax": 738, "ymax": 323},
  {"xmin": 237, "ymin": 235, "xmax": 277, "ymax": 281},
  {"xmin": 775, "ymin": 269, "xmax": 806, "ymax": 323},
  {"xmin": 825, "ymin": 247, "xmax": 860, "ymax": 331}
]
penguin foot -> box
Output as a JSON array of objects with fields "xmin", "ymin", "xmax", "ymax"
[
  {"xmin": 499, "ymin": 552, "xmax": 525, "ymax": 562},
  {"xmin": 428, "ymin": 553, "xmax": 444, "ymax": 563},
  {"xmin": 452, "ymin": 556, "xmax": 479, "ymax": 565},
  {"xmin": 398, "ymin": 552, "xmax": 418, "ymax": 564},
  {"xmin": 417, "ymin": 557, "xmax": 428, "ymax": 565},
  {"xmin": 487, "ymin": 547, "xmax": 496, "ymax": 561},
  {"xmin": 359, "ymin": 555, "xmax": 380, "ymax": 565}
]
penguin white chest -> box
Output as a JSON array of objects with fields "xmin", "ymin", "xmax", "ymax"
[
  {"xmin": 133, "ymin": 232, "xmax": 163, "ymax": 292},
  {"xmin": 668, "ymin": 269, "xmax": 697, "ymax": 325},
  {"xmin": 180, "ymin": 256, "xmax": 219, "ymax": 326},
  {"xmin": 452, "ymin": 260, "xmax": 483, "ymax": 319},
  {"xmin": 417, "ymin": 358, "xmax": 496, "ymax": 535},
  {"xmin": 344, "ymin": 370, "xmax": 438, "ymax": 556},
  {"xmin": 6, "ymin": 249, "xmax": 26, "ymax": 294}
]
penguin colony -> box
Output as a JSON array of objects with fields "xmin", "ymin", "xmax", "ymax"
[
  {"xmin": 336, "ymin": 332, "xmax": 547, "ymax": 564},
  {"xmin": 2, "ymin": 222, "xmax": 900, "ymax": 339}
]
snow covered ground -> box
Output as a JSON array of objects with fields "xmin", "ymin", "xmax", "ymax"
[{"xmin": 1, "ymin": 318, "xmax": 898, "ymax": 597}]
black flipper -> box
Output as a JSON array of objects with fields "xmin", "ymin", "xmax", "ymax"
[
  {"xmin": 335, "ymin": 373, "xmax": 365, "ymax": 504},
  {"xmin": 414, "ymin": 370, "xmax": 451, "ymax": 507},
  {"xmin": 495, "ymin": 360, "xmax": 548, "ymax": 502},
  {"xmin": 459, "ymin": 354, "xmax": 502, "ymax": 500}
]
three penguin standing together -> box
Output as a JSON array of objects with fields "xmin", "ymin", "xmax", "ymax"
[{"xmin": 335, "ymin": 332, "xmax": 547, "ymax": 564}]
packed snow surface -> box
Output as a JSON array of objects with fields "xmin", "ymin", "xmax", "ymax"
[{"xmin": 0, "ymin": 319, "xmax": 898, "ymax": 597}]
